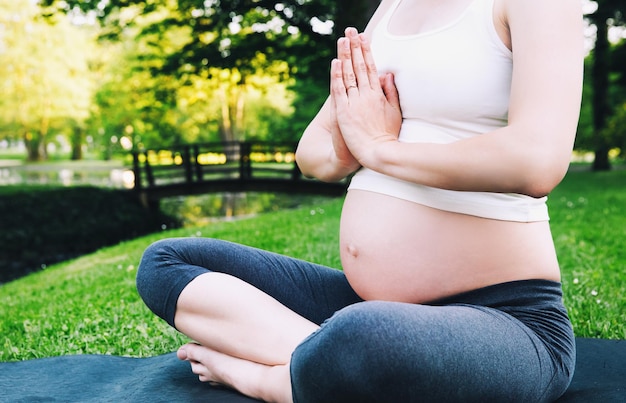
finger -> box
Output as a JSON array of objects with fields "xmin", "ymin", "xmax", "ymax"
[
  {"xmin": 337, "ymin": 37, "xmax": 358, "ymax": 91},
  {"xmin": 380, "ymin": 73, "xmax": 401, "ymax": 110},
  {"xmin": 330, "ymin": 59, "xmax": 339, "ymax": 112},
  {"xmin": 359, "ymin": 33, "xmax": 381, "ymax": 91},
  {"xmin": 345, "ymin": 27, "xmax": 370, "ymax": 89},
  {"xmin": 330, "ymin": 59, "xmax": 349, "ymax": 106}
]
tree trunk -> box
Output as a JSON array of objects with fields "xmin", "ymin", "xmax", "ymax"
[
  {"xmin": 25, "ymin": 133, "xmax": 38, "ymax": 162},
  {"xmin": 235, "ymin": 84, "xmax": 246, "ymax": 141},
  {"xmin": 24, "ymin": 131, "xmax": 45, "ymax": 162},
  {"xmin": 71, "ymin": 126, "xmax": 83, "ymax": 160},
  {"xmin": 591, "ymin": 12, "xmax": 612, "ymax": 171},
  {"xmin": 25, "ymin": 140, "xmax": 46, "ymax": 161},
  {"xmin": 219, "ymin": 86, "xmax": 234, "ymax": 143},
  {"xmin": 38, "ymin": 139, "xmax": 48, "ymax": 161}
]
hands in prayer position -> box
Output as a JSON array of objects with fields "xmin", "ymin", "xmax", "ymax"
[{"xmin": 330, "ymin": 27, "xmax": 402, "ymax": 171}]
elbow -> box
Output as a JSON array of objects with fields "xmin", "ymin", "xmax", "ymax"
[
  {"xmin": 294, "ymin": 146, "xmax": 334, "ymax": 182},
  {"xmin": 522, "ymin": 180, "xmax": 558, "ymax": 199},
  {"xmin": 294, "ymin": 141, "xmax": 319, "ymax": 179},
  {"xmin": 294, "ymin": 148, "xmax": 311, "ymax": 178},
  {"xmin": 295, "ymin": 143, "xmax": 357, "ymax": 183},
  {"xmin": 517, "ymin": 157, "xmax": 570, "ymax": 198}
]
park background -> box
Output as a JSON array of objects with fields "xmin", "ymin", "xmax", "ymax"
[{"xmin": 0, "ymin": 0, "xmax": 625, "ymax": 361}]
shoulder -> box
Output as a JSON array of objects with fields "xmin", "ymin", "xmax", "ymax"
[
  {"xmin": 501, "ymin": 0, "xmax": 583, "ymax": 17},
  {"xmin": 500, "ymin": 0, "xmax": 583, "ymax": 38},
  {"xmin": 498, "ymin": 0, "xmax": 583, "ymax": 59}
]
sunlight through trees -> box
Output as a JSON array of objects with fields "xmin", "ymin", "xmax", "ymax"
[{"xmin": 0, "ymin": 0, "xmax": 624, "ymax": 166}]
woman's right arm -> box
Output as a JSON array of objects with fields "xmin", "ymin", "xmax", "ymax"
[
  {"xmin": 295, "ymin": 0, "xmax": 394, "ymax": 183},
  {"xmin": 295, "ymin": 97, "xmax": 361, "ymax": 182}
]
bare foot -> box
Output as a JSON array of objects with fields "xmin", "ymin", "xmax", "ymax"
[{"xmin": 177, "ymin": 343, "xmax": 293, "ymax": 403}]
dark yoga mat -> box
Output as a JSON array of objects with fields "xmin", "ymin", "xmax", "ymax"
[
  {"xmin": 0, "ymin": 352, "xmax": 260, "ymax": 403},
  {"xmin": 555, "ymin": 338, "xmax": 625, "ymax": 402},
  {"xmin": 0, "ymin": 338, "xmax": 623, "ymax": 402}
]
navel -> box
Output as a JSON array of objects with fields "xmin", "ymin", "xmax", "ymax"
[{"xmin": 346, "ymin": 243, "xmax": 359, "ymax": 259}]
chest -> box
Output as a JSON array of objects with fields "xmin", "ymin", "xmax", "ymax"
[
  {"xmin": 371, "ymin": 3, "xmax": 512, "ymax": 124},
  {"xmin": 386, "ymin": 0, "xmax": 476, "ymax": 36}
]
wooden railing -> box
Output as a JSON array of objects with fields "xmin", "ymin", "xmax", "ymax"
[{"xmin": 131, "ymin": 141, "xmax": 348, "ymax": 205}]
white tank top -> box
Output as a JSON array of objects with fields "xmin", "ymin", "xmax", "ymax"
[{"xmin": 348, "ymin": 0, "xmax": 549, "ymax": 222}]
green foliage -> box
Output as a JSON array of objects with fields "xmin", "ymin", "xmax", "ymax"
[
  {"xmin": 88, "ymin": 36, "xmax": 185, "ymax": 155},
  {"xmin": 2, "ymin": 0, "xmax": 346, "ymax": 161},
  {"xmin": 603, "ymin": 102, "xmax": 626, "ymax": 156},
  {"xmin": 583, "ymin": 2, "xmax": 626, "ymax": 168},
  {"xmin": 0, "ymin": 0, "xmax": 94, "ymax": 160},
  {"xmin": 5, "ymin": 0, "xmax": 622, "ymax": 162},
  {"xmin": 0, "ymin": 168, "xmax": 625, "ymax": 363},
  {"xmin": 41, "ymin": 0, "xmax": 378, "ymax": 90},
  {"xmin": 85, "ymin": 4, "xmax": 303, "ymax": 152},
  {"xmin": 577, "ymin": 39, "xmax": 626, "ymax": 154},
  {"xmin": 285, "ymin": 77, "xmax": 330, "ymax": 142},
  {"xmin": 32, "ymin": 0, "xmax": 380, "ymax": 155},
  {"xmin": 45, "ymin": 0, "xmax": 337, "ymax": 79},
  {"xmin": 0, "ymin": 186, "xmax": 178, "ymax": 284},
  {"xmin": 600, "ymin": 39, "xmax": 626, "ymax": 158}
]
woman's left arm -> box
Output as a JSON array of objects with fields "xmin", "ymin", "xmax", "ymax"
[{"xmin": 336, "ymin": 0, "xmax": 584, "ymax": 198}]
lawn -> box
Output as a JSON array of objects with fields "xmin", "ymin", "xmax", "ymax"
[
  {"xmin": 1, "ymin": 167, "xmax": 625, "ymax": 362},
  {"xmin": 547, "ymin": 166, "xmax": 626, "ymax": 339}
]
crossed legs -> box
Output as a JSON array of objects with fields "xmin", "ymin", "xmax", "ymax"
[
  {"xmin": 173, "ymin": 273, "xmax": 318, "ymax": 402},
  {"xmin": 137, "ymin": 238, "xmax": 575, "ymax": 403},
  {"xmin": 136, "ymin": 237, "xmax": 362, "ymax": 402}
]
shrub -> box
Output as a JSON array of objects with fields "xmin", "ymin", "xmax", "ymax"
[{"xmin": 0, "ymin": 186, "xmax": 178, "ymax": 283}]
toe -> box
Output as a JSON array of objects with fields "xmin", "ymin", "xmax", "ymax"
[
  {"xmin": 177, "ymin": 347, "xmax": 188, "ymax": 360},
  {"xmin": 177, "ymin": 342, "xmax": 202, "ymax": 361}
]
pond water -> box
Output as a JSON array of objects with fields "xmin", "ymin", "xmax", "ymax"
[
  {"xmin": 159, "ymin": 192, "xmax": 332, "ymax": 227},
  {"xmin": 0, "ymin": 160, "xmax": 133, "ymax": 188},
  {"xmin": 0, "ymin": 160, "xmax": 331, "ymax": 225}
]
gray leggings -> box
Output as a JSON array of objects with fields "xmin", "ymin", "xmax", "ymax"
[{"xmin": 136, "ymin": 237, "xmax": 575, "ymax": 403}]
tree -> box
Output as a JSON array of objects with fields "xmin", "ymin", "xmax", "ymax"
[
  {"xmin": 41, "ymin": 0, "xmax": 381, "ymax": 142},
  {"xmin": 0, "ymin": 0, "xmax": 93, "ymax": 161},
  {"xmin": 86, "ymin": 8, "xmax": 187, "ymax": 156},
  {"xmin": 83, "ymin": 3, "xmax": 299, "ymax": 154},
  {"xmin": 585, "ymin": 0, "xmax": 626, "ymax": 170},
  {"xmin": 41, "ymin": 0, "xmax": 378, "ymax": 74}
]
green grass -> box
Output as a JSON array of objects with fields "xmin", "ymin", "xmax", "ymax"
[
  {"xmin": 548, "ymin": 167, "xmax": 626, "ymax": 339},
  {"xmin": 1, "ymin": 167, "xmax": 625, "ymax": 362},
  {"xmin": 0, "ymin": 200, "xmax": 343, "ymax": 362}
]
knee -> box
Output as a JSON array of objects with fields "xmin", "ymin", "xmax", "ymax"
[
  {"xmin": 290, "ymin": 302, "xmax": 395, "ymax": 402},
  {"xmin": 136, "ymin": 238, "xmax": 206, "ymax": 323},
  {"xmin": 138, "ymin": 238, "xmax": 181, "ymax": 266},
  {"xmin": 135, "ymin": 239, "xmax": 176, "ymax": 310},
  {"xmin": 136, "ymin": 239, "xmax": 176, "ymax": 292},
  {"xmin": 136, "ymin": 237, "xmax": 204, "ymax": 282}
]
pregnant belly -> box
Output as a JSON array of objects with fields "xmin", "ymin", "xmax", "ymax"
[{"xmin": 339, "ymin": 190, "xmax": 560, "ymax": 302}]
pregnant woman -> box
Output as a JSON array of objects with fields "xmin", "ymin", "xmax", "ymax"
[{"xmin": 136, "ymin": 0, "xmax": 584, "ymax": 401}]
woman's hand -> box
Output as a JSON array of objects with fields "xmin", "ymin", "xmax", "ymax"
[
  {"xmin": 331, "ymin": 27, "xmax": 402, "ymax": 168},
  {"xmin": 294, "ymin": 27, "xmax": 400, "ymax": 182},
  {"xmin": 328, "ymin": 95, "xmax": 361, "ymax": 174}
]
